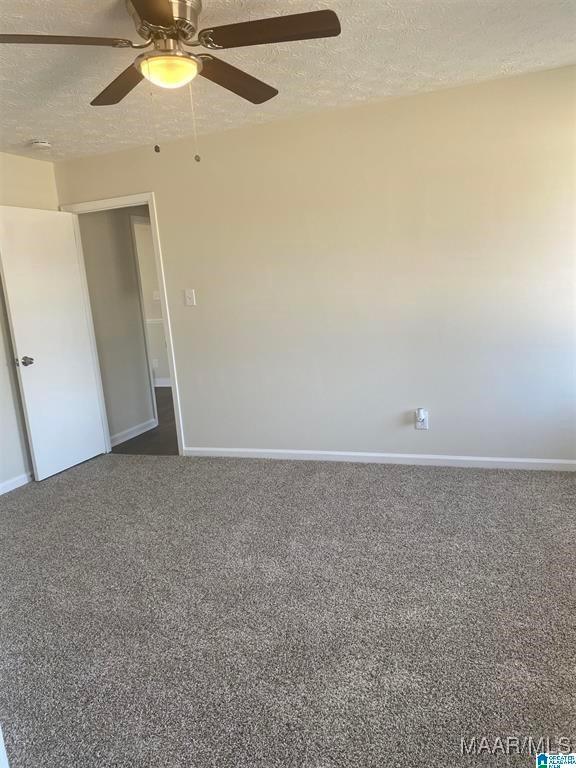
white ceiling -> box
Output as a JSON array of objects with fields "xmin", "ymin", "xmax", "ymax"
[{"xmin": 1, "ymin": 0, "xmax": 575, "ymax": 160}]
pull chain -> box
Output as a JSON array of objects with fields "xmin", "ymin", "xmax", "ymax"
[
  {"xmin": 150, "ymin": 84, "xmax": 161, "ymax": 153},
  {"xmin": 149, "ymin": 81, "xmax": 200, "ymax": 158},
  {"xmin": 188, "ymin": 82, "xmax": 201, "ymax": 163}
]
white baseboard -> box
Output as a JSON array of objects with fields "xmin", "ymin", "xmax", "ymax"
[
  {"xmin": 154, "ymin": 378, "xmax": 171, "ymax": 388},
  {"xmin": 182, "ymin": 447, "xmax": 576, "ymax": 472},
  {"xmin": 0, "ymin": 471, "xmax": 33, "ymax": 496},
  {"xmin": 110, "ymin": 418, "xmax": 158, "ymax": 447}
]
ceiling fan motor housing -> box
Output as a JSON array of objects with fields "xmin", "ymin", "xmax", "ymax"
[{"xmin": 126, "ymin": 0, "xmax": 203, "ymax": 41}]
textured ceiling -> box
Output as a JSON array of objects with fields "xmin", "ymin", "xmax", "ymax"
[{"xmin": 1, "ymin": 0, "xmax": 575, "ymax": 160}]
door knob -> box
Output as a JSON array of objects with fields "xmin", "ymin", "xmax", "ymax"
[{"xmin": 21, "ymin": 356, "xmax": 34, "ymax": 367}]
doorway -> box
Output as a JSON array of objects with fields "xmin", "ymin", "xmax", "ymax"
[
  {"xmin": 110, "ymin": 213, "xmax": 178, "ymax": 455},
  {"xmin": 65, "ymin": 194, "xmax": 183, "ymax": 457}
]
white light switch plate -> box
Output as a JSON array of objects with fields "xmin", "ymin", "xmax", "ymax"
[
  {"xmin": 184, "ymin": 289, "xmax": 196, "ymax": 307},
  {"xmin": 152, "ymin": 290, "xmax": 160, "ymax": 302},
  {"xmin": 415, "ymin": 408, "xmax": 430, "ymax": 430}
]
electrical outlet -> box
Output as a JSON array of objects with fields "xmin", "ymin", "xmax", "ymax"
[
  {"xmin": 415, "ymin": 408, "xmax": 429, "ymax": 430},
  {"xmin": 152, "ymin": 359, "xmax": 159, "ymax": 370}
]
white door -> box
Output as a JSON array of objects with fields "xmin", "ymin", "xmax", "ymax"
[{"xmin": 0, "ymin": 206, "xmax": 107, "ymax": 481}]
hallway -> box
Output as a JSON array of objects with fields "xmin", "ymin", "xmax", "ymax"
[{"xmin": 112, "ymin": 387, "xmax": 178, "ymax": 456}]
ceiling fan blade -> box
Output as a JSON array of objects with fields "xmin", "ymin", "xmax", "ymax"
[
  {"xmin": 198, "ymin": 10, "xmax": 341, "ymax": 50},
  {"xmin": 129, "ymin": 0, "xmax": 174, "ymax": 28},
  {"xmin": 0, "ymin": 34, "xmax": 134, "ymax": 47},
  {"xmin": 91, "ymin": 64, "xmax": 144, "ymax": 106},
  {"xmin": 199, "ymin": 55, "xmax": 278, "ymax": 104}
]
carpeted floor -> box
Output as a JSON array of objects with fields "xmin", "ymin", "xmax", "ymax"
[{"xmin": 0, "ymin": 455, "xmax": 574, "ymax": 767}]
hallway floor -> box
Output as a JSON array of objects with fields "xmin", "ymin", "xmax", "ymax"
[{"xmin": 112, "ymin": 387, "xmax": 178, "ymax": 456}]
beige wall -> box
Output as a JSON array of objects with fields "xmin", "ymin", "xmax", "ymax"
[
  {"xmin": 0, "ymin": 152, "xmax": 59, "ymax": 489},
  {"xmin": 51, "ymin": 66, "xmax": 575, "ymax": 463},
  {"xmin": 78, "ymin": 208, "xmax": 155, "ymax": 441},
  {"xmin": 0, "ymin": 152, "xmax": 58, "ymax": 211},
  {"xmin": 0, "ymin": 288, "xmax": 31, "ymax": 486},
  {"xmin": 1, "ymin": 69, "xmax": 574, "ymax": 479},
  {"xmin": 55, "ymin": 67, "xmax": 576, "ymax": 463}
]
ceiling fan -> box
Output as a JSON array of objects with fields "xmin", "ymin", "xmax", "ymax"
[{"xmin": 0, "ymin": 1, "xmax": 341, "ymax": 106}]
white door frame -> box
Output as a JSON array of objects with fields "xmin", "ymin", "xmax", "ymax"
[{"xmin": 61, "ymin": 193, "xmax": 184, "ymax": 456}]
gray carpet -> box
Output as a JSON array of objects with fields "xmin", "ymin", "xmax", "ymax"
[{"xmin": 0, "ymin": 455, "xmax": 574, "ymax": 767}]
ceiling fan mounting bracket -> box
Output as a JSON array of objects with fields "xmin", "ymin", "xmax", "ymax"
[
  {"xmin": 126, "ymin": 0, "xmax": 203, "ymax": 42},
  {"xmin": 196, "ymin": 29, "xmax": 222, "ymax": 49}
]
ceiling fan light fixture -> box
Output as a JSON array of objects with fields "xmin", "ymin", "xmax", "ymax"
[
  {"xmin": 137, "ymin": 51, "xmax": 202, "ymax": 89},
  {"xmin": 1, "ymin": 7, "xmax": 342, "ymax": 107}
]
